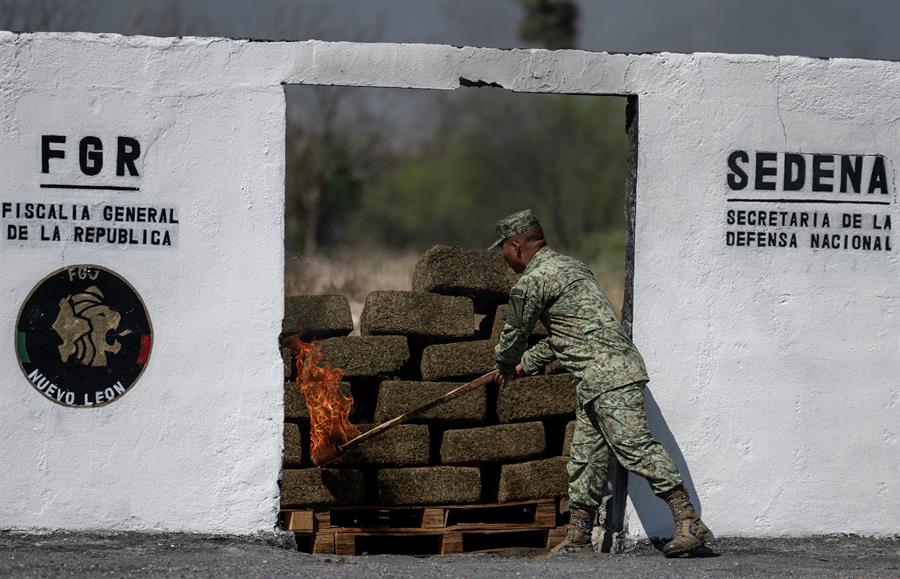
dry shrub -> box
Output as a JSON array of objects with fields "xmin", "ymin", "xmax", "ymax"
[
  {"xmin": 285, "ymin": 247, "xmax": 419, "ymax": 334},
  {"xmin": 284, "ymin": 246, "xmax": 625, "ymax": 331}
]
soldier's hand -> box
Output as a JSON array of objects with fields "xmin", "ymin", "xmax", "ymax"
[{"xmin": 498, "ymin": 365, "xmax": 525, "ymax": 386}]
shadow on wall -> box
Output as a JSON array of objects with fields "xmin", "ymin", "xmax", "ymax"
[{"xmin": 627, "ymin": 387, "xmax": 701, "ymax": 538}]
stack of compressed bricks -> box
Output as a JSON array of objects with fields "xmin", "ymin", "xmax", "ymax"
[{"xmin": 281, "ymin": 245, "xmax": 577, "ymax": 510}]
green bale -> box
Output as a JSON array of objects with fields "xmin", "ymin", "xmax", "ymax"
[
  {"xmin": 284, "ymin": 381, "xmax": 352, "ymax": 422},
  {"xmin": 283, "ymin": 294, "xmax": 354, "ymax": 338},
  {"xmin": 497, "ymin": 374, "xmax": 578, "ymax": 422},
  {"xmin": 281, "ymin": 468, "xmax": 364, "ymax": 506},
  {"xmin": 411, "ymin": 245, "xmax": 518, "ymax": 310},
  {"xmin": 283, "ymin": 422, "xmax": 303, "ymax": 466},
  {"xmin": 420, "ymin": 340, "xmax": 496, "ymax": 381},
  {"xmin": 441, "ymin": 422, "xmax": 546, "ymax": 465},
  {"xmin": 376, "ymin": 467, "xmax": 481, "ymax": 505},
  {"xmin": 335, "ymin": 424, "xmax": 430, "ymax": 468},
  {"xmin": 497, "ymin": 456, "xmax": 569, "ymax": 502},
  {"xmin": 360, "ymin": 290, "xmax": 474, "ymax": 341},
  {"xmin": 375, "ymin": 381, "xmax": 487, "ymax": 424},
  {"xmin": 316, "ymin": 335, "xmax": 410, "ymax": 379}
]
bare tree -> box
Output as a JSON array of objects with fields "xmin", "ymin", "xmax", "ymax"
[
  {"xmin": 254, "ymin": 2, "xmax": 388, "ymax": 256},
  {"xmin": 285, "ymin": 84, "xmax": 389, "ymax": 255},
  {"xmin": 286, "ymin": 88, "xmax": 346, "ymax": 256},
  {"xmin": 518, "ymin": 0, "xmax": 578, "ymax": 50}
]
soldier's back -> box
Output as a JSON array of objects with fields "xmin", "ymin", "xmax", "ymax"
[{"xmin": 527, "ymin": 248, "xmax": 648, "ymax": 397}]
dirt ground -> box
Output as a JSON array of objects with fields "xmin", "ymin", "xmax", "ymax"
[{"xmin": 0, "ymin": 532, "xmax": 897, "ymax": 578}]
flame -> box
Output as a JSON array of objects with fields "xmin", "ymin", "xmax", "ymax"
[{"xmin": 290, "ymin": 337, "xmax": 360, "ymax": 467}]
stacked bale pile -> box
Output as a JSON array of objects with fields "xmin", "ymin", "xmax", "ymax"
[{"xmin": 281, "ymin": 245, "xmax": 576, "ymax": 509}]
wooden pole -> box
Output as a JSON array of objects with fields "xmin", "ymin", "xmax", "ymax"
[{"xmin": 315, "ymin": 370, "xmax": 498, "ymax": 466}]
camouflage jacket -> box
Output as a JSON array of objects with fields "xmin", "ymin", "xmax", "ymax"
[{"xmin": 494, "ymin": 246, "xmax": 649, "ymax": 402}]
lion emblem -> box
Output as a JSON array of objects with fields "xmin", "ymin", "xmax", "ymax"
[{"xmin": 51, "ymin": 286, "xmax": 127, "ymax": 367}]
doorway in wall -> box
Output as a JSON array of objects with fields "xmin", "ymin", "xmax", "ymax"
[{"xmin": 280, "ymin": 83, "xmax": 638, "ymax": 553}]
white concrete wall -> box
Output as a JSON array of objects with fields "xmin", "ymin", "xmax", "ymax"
[
  {"xmin": 625, "ymin": 54, "xmax": 899, "ymax": 538},
  {"xmin": 0, "ymin": 33, "xmax": 896, "ymax": 537},
  {"xmin": 0, "ymin": 33, "xmax": 286, "ymax": 534}
]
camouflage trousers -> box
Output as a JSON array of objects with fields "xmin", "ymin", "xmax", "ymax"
[{"xmin": 567, "ymin": 381, "xmax": 683, "ymax": 509}]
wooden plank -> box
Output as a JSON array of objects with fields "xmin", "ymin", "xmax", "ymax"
[
  {"xmin": 534, "ymin": 501, "xmax": 557, "ymax": 527},
  {"xmin": 445, "ymin": 500, "xmax": 555, "ymax": 528},
  {"xmin": 304, "ymin": 499, "xmax": 557, "ymax": 533},
  {"xmin": 335, "ymin": 533, "xmax": 356, "ymax": 556},
  {"xmin": 329, "ymin": 526, "xmax": 555, "ymax": 537},
  {"xmin": 450, "ymin": 522, "xmax": 552, "ymax": 531},
  {"xmin": 445, "ymin": 499, "xmax": 553, "ymax": 511},
  {"xmin": 282, "ymin": 510, "xmax": 315, "ymax": 532},
  {"xmin": 447, "ymin": 499, "xmax": 554, "ymax": 514},
  {"xmin": 441, "ymin": 531, "xmax": 463, "ymax": 555},
  {"xmin": 329, "ymin": 527, "xmax": 443, "ymax": 535},
  {"xmin": 546, "ymin": 526, "xmax": 567, "ymax": 550},
  {"xmin": 314, "ymin": 511, "xmax": 331, "ymax": 529},
  {"xmin": 312, "ymin": 532, "xmax": 336, "ymax": 554},
  {"xmin": 331, "ymin": 529, "xmax": 448, "ymax": 537},
  {"xmin": 313, "ymin": 498, "xmax": 551, "ymax": 512},
  {"xmin": 327, "ymin": 522, "xmax": 551, "ymax": 534},
  {"xmin": 422, "ymin": 507, "xmax": 446, "ymax": 528}
]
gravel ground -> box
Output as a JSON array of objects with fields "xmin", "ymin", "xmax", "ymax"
[{"xmin": 0, "ymin": 532, "xmax": 897, "ymax": 578}]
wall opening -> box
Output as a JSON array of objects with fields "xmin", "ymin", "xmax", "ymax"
[{"xmin": 279, "ymin": 82, "xmax": 638, "ymax": 553}]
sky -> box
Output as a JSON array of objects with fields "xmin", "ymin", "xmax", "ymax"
[
  {"xmin": 3, "ymin": 0, "xmax": 900, "ymax": 61},
  {"xmin": 3, "ymin": 0, "xmax": 897, "ymax": 148}
]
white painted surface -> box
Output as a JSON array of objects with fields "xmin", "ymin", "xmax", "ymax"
[
  {"xmin": 0, "ymin": 33, "xmax": 896, "ymax": 537},
  {"xmin": 626, "ymin": 54, "xmax": 899, "ymax": 539},
  {"xmin": 0, "ymin": 33, "xmax": 286, "ymax": 534}
]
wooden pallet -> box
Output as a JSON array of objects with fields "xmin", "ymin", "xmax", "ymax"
[
  {"xmin": 296, "ymin": 525, "xmax": 568, "ymax": 556},
  {"xmin": 284, "ymin": 499, "xmax": 562, "ymax": 555},
  {"xmin": 283, "ymin": 498, "xmax": 557, "ymax": 532}
]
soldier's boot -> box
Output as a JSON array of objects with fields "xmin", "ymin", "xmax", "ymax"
[
  {"xmin": 661, "ymin": 485, "xmax": 714, "ymax": 558},
  {"xmin": 548, "ymin": 506, "xmax": 595, "ymax": 555}
]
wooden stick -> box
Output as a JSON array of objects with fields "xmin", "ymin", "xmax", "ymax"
[{"xmin": 338, "ymin": 370, "xmax": 498, "ymax": 453}]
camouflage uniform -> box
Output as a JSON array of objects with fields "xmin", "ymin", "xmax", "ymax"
[{"xmin": 492, "ymin": 211, "xmax": 682, "ymax": 509}]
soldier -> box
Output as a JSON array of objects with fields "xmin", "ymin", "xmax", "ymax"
[{"xmin": 490, "ymin": 209, "xmax": 713, "ymax": 557}]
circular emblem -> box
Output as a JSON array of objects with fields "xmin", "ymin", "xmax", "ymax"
[{"xmin": 15, "ymin": 264, "xmax": 152, "ymax": 408}]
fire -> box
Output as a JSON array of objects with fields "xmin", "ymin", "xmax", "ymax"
[{"xmin": 290, "ymin": 338, "xmax": 360, "ymax": 467}]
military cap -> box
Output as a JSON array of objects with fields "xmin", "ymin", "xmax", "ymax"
[{"xmin": 488, "ymin": 209, "xmax": 542, "ymax": 250}]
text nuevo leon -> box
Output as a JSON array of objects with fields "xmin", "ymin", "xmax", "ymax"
[{"xmin": 27, "ymin": 368, "xmax": 126, "ymax": 406}]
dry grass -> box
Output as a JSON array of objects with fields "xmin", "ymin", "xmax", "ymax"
[
  {"xmin": 285, "ymin": 247, "xmax": 420, "ymax": 334},
  {"xmin": 285, "ymin": 246, "xmax": 626, "ymax": 332},
  {"xmin": 285, "ymin": 247, "xmax": 418, "ymax": 299}
]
